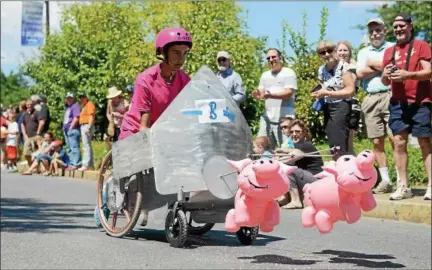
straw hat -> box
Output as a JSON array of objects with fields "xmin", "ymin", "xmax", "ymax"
[{"xmin": 106, "ymin": 87, "xmax": 122, "ymax": 99}]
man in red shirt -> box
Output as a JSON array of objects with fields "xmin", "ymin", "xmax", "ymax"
[{"xmin": 381, "ymin": 13, "xmax": 432, "ymax": 201}]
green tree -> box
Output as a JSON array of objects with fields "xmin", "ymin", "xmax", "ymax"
[
  {"xmin": 21, "ymin": 1, "xmax": 267, "ymax": 136},
  {"xmin": 0, "ymin": 69, "xmax": 30, "ymax": 108},
  {"xmin": 277, "ymin": 7, "xmax": 330, "ymax": 141},
  {"xmin": 361, "ymin": 2, "xmax": 432, "ymax": 45}
]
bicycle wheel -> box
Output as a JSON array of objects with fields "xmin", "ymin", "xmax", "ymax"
[{"xmin": 96, "ymin": 150, "xmax": 143, "ymax": 237}]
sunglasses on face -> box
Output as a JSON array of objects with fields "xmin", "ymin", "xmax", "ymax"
[
  {"xmin": 218, "ymin": 58, "xmax": 227, "ymax": 63},
  {"xmin": 318, "ymin": 49, "xmax": 333, "ymax": 56},
  {"xmin": 289, "ymin": 130, "xmax": 302, "ymax": 134},
  {"xmin": 266, "ymin": 55, "xmax": 278, "ymax": 61},
  {"xmin": 393, "ymin": 24, "xmax": 407, "ymax": 30}
]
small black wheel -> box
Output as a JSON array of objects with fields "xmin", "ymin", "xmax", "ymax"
[
  {"xmin": 165, "ymin": 209, "xmax": 188, "ymax": 248},
  {"xmin": 188, "ymin": 223, "xmax": 215, "ymax": 235},
  {"xmin": 236, "ymin": 226, "xmax": 259, "ymax": 245}
]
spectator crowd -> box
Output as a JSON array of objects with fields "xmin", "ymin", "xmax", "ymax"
[{"xmin": 1, "ymin": 13, "xmax": 431, "ymax": 204}]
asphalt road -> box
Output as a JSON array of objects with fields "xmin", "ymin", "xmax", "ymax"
[{"xmin": 1, "ymin": 172, "xmax": 431, "ymax": 269}]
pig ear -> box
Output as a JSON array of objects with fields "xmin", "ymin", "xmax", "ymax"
[
  {"xmin": 322, "ymin": 161, "xmax": 337, "ymax": 176},
  {"xmin": 227, "ymin": 158, "xmax": 253, "ymax": 172},
  {"xmin": 280, "ymin": 163, "xmax": 297, "ymax": 175}
]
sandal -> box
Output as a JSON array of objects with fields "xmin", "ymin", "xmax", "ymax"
[
  {"xmin": 282, "ymin": 202, "xmax": 303, "ymax": 209},
  {"xmin": 21, "ymin": 171, "xmax": 32, "ymax": 175}
]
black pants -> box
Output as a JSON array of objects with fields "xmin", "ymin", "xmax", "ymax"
[
  {"xmin": 113, "ymin": 127, "xmax": 121, "ymax": 142},
  {"xmin": 324, "ymin": 101, "xmax": 351, "ymax": 156}
]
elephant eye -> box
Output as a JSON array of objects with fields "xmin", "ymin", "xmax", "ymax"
[{"xmin": 344, "ymin": 157, "xmax": 350, "ymax": 162}]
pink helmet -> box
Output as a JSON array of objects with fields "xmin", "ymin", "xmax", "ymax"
[{"xmin": 155, "ymin": 27, "xmax": 193, "ymax": 57}]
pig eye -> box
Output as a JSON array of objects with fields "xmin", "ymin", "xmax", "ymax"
[
  {"xmin": 344, "ymin": 157, "xmax": 350, "ymax": 162},
  {"xmin": 253, "ymin": 161, "xmax": 256, "ymax": 165},
  {"xmin": 364, "ymin": 150, "xmax": 371, "ymax": 153},
  {"xmin": 260, "ymin": 160, "xmax": 264, "ymax": 164},
  {"xmin": 269, "ymin": 160, "xmax": 273, "ymax": 164},
  {"xmin": 362, "ymin": 153, "xmax": 368, "ymax": 158}
]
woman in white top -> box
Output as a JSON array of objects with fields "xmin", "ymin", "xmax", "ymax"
[
  {"xmin": 311, "ymin": 40, "xmax": 356, "ymax": 159},
  {"xmin": 106, "ymin": 87, "xmax": 129, "ymax": 144},
  {"xmin": 336, "ymin": 40, "xmax": 361, "ymax": 154}
]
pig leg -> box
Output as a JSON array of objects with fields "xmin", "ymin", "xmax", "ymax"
[
  {"xmin": 260, "ymin": 201, "xmax": 279, "ymax": 232},
  {"xmin": 301, "ymin": 206, "xmax": 317, "ymax": 227},
  {"xmin": 360, "ymin": 191, "xmax": 377, "ymax": 212},
  {"xmin": 315, "ymin": 210, "xmax": 333, "ymax": 234},
  {"xmin": 225, "ymin": 209, "xmax": 240, "ymax": 232},
  {"xmin": 340, "ymin": 198, "xmax": 362, "ymax": 224}
]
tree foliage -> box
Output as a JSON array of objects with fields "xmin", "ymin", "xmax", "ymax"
[
  {"xmin": 277, "ymin": 7, "xmax": 330, "ymax": 141},
  {"xmin": 21, "ymin": 1, "xmax": 267, "ymax": 136},
  {"xmin": 361, "ymin": 2, "xmax": 432, "ymax": 46},
  {"xmin": 0, "ymin": 70, "xmax": 30, "ymax": 109}
]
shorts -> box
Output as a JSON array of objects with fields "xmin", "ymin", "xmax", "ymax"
[
  {"xmin": 23, "ymin": 136, "xmax": 38, "ymax": 156},
  {"xmin": 36, "ymin": 154, "xmax": 52, "ymax": 163},
  {"xmin": 389, "ymin": 101, "xmax": 431, "ymax": 138},
  {"xmin": 361, "ymin": 91, "xmax": 392, "ymax": 139},
  {"xmin": 6, "ymin": 146, "xmax": 17, "ymax": 160}
]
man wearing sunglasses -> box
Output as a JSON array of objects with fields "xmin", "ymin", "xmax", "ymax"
[
  {"xmin": 252, "ymin": 48, "xmax": 298, "ymax": 149},
  {"xmin": 215, "ymin": 51, "xmax": 245, "ymax": 104},
  {"xmin": 381, "ymin": 13, "xmax": 432, "ymax": 201},
  {"xmin": 356, "ymin": 18, "xmax": 395, "ymax": 195}
]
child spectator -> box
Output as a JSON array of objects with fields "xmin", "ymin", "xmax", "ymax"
[
  {"xmin": 253, "ymin": 136, "xmax": 273, "ymax": 159},
  {"xmin": 49, "ymin": 140, "xmax": 70, "ymax": 176},
  {"xmin": 280, "ymin": 117, "xmax": 295, "ymax": 150},
  {"xmin": 5, "ymin": 108, "xmax": 19, "ymax": 172},
  {"xmin": 24, "ymin": 132, "xmax": 54, "ymax": 175}
]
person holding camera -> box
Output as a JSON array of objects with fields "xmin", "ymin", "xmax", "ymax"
[
  {"xmin": 312, "ymin": 40, "xmax": 356, "ymax": 159},
  {"xmin": 381, "ymin": 13, "xmax": 432, "ymax": 200}
]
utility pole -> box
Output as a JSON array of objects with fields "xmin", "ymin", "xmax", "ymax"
[{"xmin": 45, "ymin": 1, "xmax": 50, "ymax": 36}]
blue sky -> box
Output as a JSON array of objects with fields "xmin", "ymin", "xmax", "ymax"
[{"xmin": 1, "ymin": 1, "xmax": 383, "ymax": 75}]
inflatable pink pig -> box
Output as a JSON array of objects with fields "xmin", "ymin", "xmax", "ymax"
[
  {"xmin": 225, "ymin": 158, "xmax": 296, "ymax": 233},
  {"xmin": 302, "ymin": 150, "xmax": 378, "ymax": 234}
]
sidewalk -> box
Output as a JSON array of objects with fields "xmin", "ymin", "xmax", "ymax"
[{"xmin": 15, "ymin": 163, "xmax": 431, "ymax": 225}]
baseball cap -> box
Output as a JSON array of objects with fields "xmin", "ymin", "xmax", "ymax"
[
  {"xmin": 394, "ymin": 12, "xmax": 412, "ymax": 23},
  {"xmin": 217, "ymin": 51, "xmax": 231, "ymax": 60},
  {"xmin": 367, "ymin": 18, "xmax": 385, "ymax": 26},
  {"xmin": 65, "ymin": 92, "xmax": 74, "ymax": 98}
]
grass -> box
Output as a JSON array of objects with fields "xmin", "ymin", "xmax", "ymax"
[{"xmin": 87, "ymin": 137, "xmax": 427, "ymax": 186}]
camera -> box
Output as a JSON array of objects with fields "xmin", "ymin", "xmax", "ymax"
[{"xmin": 390, "ymin": 66, "xmax": 400, "ymax": 73}]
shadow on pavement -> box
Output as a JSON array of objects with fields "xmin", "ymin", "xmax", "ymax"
[
  {"xmin": 1, "ymin": 197, "xmax": 96, "ymax": 233},
  {"xmin": 314, "ymin": 249, "xmax": 406, "ymax": 268},
  {"xmin": 125, "ymin": 228, "xmax": 285, "ymax": 249},
  {"xmin": 238, "ymin": 254, "xmax": 320, "ymax": 265}
]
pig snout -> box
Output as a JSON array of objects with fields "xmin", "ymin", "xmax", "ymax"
[
  {"xmin": 356, "ymin": 150, "xmax": 376, "ymax": 170},
  {"xmin": 252, "ymin": 159, "xmax": 280, "ymax": 179}
]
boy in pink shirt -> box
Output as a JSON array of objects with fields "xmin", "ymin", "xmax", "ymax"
[
  {"xmin": 95, "ymin": 27, "xmax": 193, "ymax": 229},
  {"xmin": 119, "ymin": 27, "xmax": 193, "ymax": 139}
]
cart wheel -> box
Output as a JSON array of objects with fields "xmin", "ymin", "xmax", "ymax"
[
  {"xmin": 188, "ymin": 223, "xmax": 215, "ymax": 235},
  {"xmin": 165, "ymin": 209, "xmax": 188, "ymax": 248},
  {"xmin": 97, "ymin": 150, "xmax": 142, "ymax": 238},
  {"xmin": 236, "ymin": 226, "xmax": 259, "ymax": 245}
]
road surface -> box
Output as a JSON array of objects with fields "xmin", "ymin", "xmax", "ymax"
[{"xmin": 1, "ymin": 172, "xmax": 431, "ymax": 269}]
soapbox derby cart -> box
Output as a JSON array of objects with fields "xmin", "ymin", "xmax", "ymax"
[{"xmin": 95, "ymin": 67, "xmax": 260, "ymax": 248}]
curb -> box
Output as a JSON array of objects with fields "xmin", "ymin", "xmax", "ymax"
[
  {"xmin": 364, "ymin": 193, "xmax": 431, "ymax": 225},
  {"xmin": 16, "ymin": 162, "xmax": 431, "ymax": 225}
]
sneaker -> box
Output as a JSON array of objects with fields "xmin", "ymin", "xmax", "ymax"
[
  {"xmin": 140, "ymin": 209, "xmax": 148, "ymax": 226},
  {"xmin": 389, "ymin": 185, "xmax": 413, "ymax": 200},
  {"xmin": 373, "ymin": 181, "xmax": 393, "ymax": 194},
  {"xmin": 424, "ymin": 185, "xmax": 431, "ymax": 200}
]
